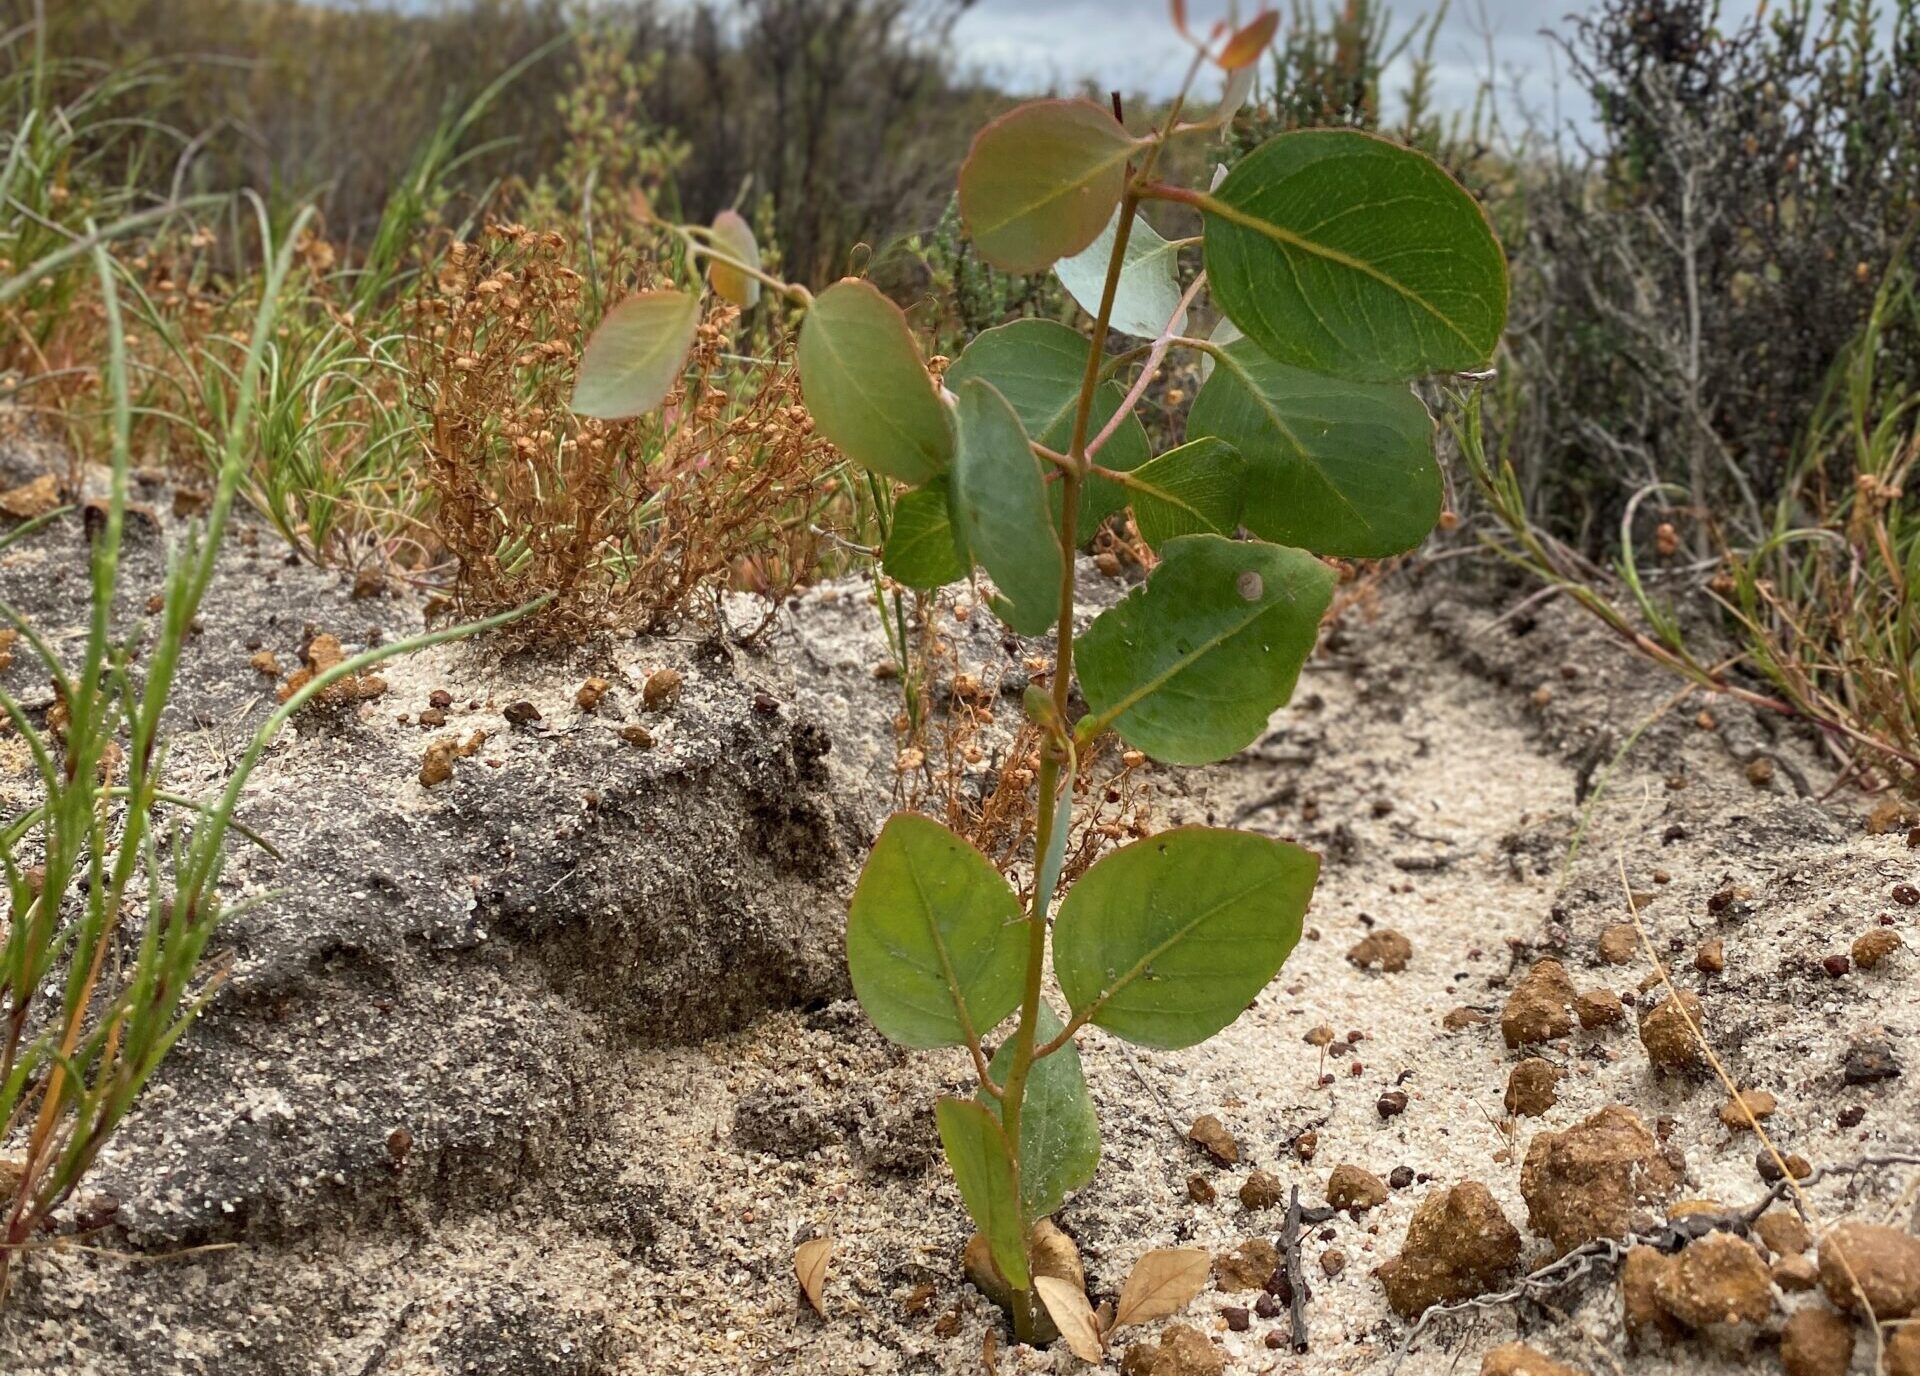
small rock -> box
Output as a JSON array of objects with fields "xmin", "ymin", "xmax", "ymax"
[
  {"xmin": 1347, "ymin": 929, "xmax": 1413, "ymax": 972},
  {"xmin": 1758, "ymin": 1151, "xmax": 1813, "ymax": 1183},
  {"xmin": 642, "ymin": 668, "xmax": 684, "ymax": 711},
  {"xmin": 1215, "ymin": 1238, "xmax": 1279, "ymax": 1293},
  {"xmin": 1780, "ymin": 1306, "xmax": 1855, "ymax": 1376},
  {"xmin": 1853, "ymin": 928, "xmax": 1904, "ymax": 969},
  {"xmin": 1718, "ymin": 1088, "xmax": 1778, "ymax": 1130},
  {"xmin": 1746, "ymin": 756, "xmax": 1776, "ymax": 786},
  {"xmin": 1443, "ymin": 1006, "xmax": 1491, "ymax": 1031},
  {"xmin": 1119, "ymin": 1323, "xmax": 1223, "ymax": 1376},
  {"xmin": 1841, "ymin": 1035, "xmax": 1902, "ymax": 1085},
  {"xmin": 1505, "ymin": 1058, "xmax": 1562, "ymax": 1117},
  {"xmin": 1888, "ymin": 1325, "xmax": 1920, "ymax": 1376},
  {"xmin": 1254, "ymin": 1292, "xmax": 1280, "ymax": 1319},
  {"xmin": 1219, "ymin": 1305, "xmax": 1250, "ymax": 1332},
  {"xmin": 1520, "ymin": 1105, "xmax": 1679, "ymax": 1253},
  {"xmin": 1378, "ymin": 1181, "xmax": 1522, "ymax": 1317},
  {"xmin": 1597, "ymin": 924, "xmax": 1638, "ymax": 965},
  {"xmin": 1621, "ymin": 1246, "xmax": 1688, "ymax": 1346},
  {"xmin": 1389, "ymin": 1166, "xmax": 1415, "ymax": 1190},
  {"xmin": 1188, "ymin": 1174, "xmax": 1216, "ymax": 1205},
  {"xmin": 249, "ymin": 649, "xmax": 281, "ymax": 677},
  {"xmin": 1188, "ymin": 1115, "xmax": 1239, "ymax": 1166},
  {"xmin": 1638, "ymin": 991, "xmax": 1705, "ymax": 1072},
  {"xmin": 1666, "ymin": 1198, "xmax": 1724, "ymax": 1221},
  {"xmin": 1575, "ymin": 989, "xmax": 1625, "ymax": 1029},
  {"xmin": 1754, "ymin": 1210, "xmax": 1812, "ymax": 1257},
  {"xmin": 1377, "ymin": 1090, "xmax": 1410, "ymax": 1119},
  {"xmin": 1319, "ymin": 1248, "xmax": 1346, "ymax": 1277},
  {"xmin": 576, "ymin": 677, "xmax": 609, "ymax": 711},
  {"xmin": 1818, "ymin": 1222, "xmax": 1920, "ymax": 1319},
  {"xmin": 1293, "ymin": 1129, "xmax": 1318, "ymax": 1162},
  {"xmin": 1822, "ymin": 954, "xmax": 1851, "ymax": 978},
  {"xmin": 1239, "ymin": 1170, "xmax": 1284, "ymax": 1212},
  {"xmin": 502, "ymin": 700, "xmax": 541, "ymax": 724},
  {"xmin": 1480, "ymin": 1343, "xmax": 1584, "ymax": 1376},
  {"xmin": 1327, "ymin": 1164, "xmax": 1389, "ymax": 1212},
  {"xmin": 619, "ymin": 723, "xmax": 655, "ymax": 748},
  {"xmin": 1502, "ymin": 959, "xmax": 1578, "ymax": 1048},
  {"xmin": 1694, "ymin": 938, "xmax": 1726, "ymax": 973},
  {"xmin": 1653, "ymin": 1232, "xmax": 1773, "ymax": 1327},
  {"xmin": 1773, "ymin": 1252, "xmax": 1820, "ymax": 1292}
]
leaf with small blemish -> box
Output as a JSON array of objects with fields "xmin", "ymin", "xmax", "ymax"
[
  {"xmin": 1077, "ymin": 534, "xmax": 1334, "ymax": 765},
  {"xmin": 794, "ymin": 1235, "xmax": 832, "ymax": 1316},
  {"xmin": 1034, "ymin": 1276, "xmax": 1106, "ymax": 1361},
  {"xmin": 1112, "ymin": 1247, "xmax": 1212, "ymax": 1328}
]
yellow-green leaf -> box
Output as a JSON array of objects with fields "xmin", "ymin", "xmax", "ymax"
[
  {"xmin": 571, "ymin": 289, "xmax": 700, "ymax": 419},
  {"xmin": 798, "ymin": 279, "xmax": 951, "ymax": 485},
  {"xmin": 707, "ymin": 209, "xmax": 762, "ymax": 309},
  {"xmin": 937, "ymin": 1097, "xmax": 1029, "ymax": 1288},
  {"xmin": 959, "ymin": 99, "xmax": 1139, "ymax": 273},
  {"xmin": 1120, "ymin": 437, "xmax": 1245, "ymax": 549}
]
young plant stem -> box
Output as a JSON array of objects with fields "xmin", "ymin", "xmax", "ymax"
[{"xmin": 988, "ymin": 175, "xmax": 1140, "ymax": 1341}]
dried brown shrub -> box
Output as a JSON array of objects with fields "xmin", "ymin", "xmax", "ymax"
[{"xmin": 409, "ymin": 222, "xmax": 838, "ymax": 643}]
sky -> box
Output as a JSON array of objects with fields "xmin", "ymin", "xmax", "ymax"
[{"xmin": 948, "ymin": 1, "xmax": 1777, "ymax": 141}]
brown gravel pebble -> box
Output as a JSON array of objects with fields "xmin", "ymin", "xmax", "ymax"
[
  {"xmin": 1638, "ymin": 991, "xmax": 1706, "ymax": 1072},
  {"xmin": 1480, "ymin": 1342, "xmax": 1585, "ymax": 1376},
  {"xmin": 1694, "ymin": 937, "xmax": 1726, "ymax": 973},
  {"xmin": 1781, "ymin": 1306, "xmax": 1855, "ymax": 1376},
  {"xmin": 1378, "ymin": 1181, "xmax": 1522, "ymax": 1317},
  {"xmin": 1502, "ymin": 959, "xmax": 1578, "ymax": 1048},
  {"xmin": 1888, "ymin": 1326, "xmax": 1920, "ymax": 1376},
  {"xmin": 1772, "ymin": 1252, "xmax": 1820, "ymax": 1292},
  {"xmin": 1188, "ymin": 1115, "xmax": 1239, "ymax": 1166},
  {"xmin": 1717, "ymin": 1088, "xmax": 1778, "ymax": 1130},
  {"xmin": 1187, "ymin": 1174, "xmax": 1216, "ymax": 1205},
  {"xmin": 1653, "ymin": 1232, "xmax": 1773, "ymax": 1327},
  {"xmin": 642, "ymin": 668, "xmax": 684, "ymax": 710},
  {"xmin": 1239, "ymin": 1170, "xmax": 1284, "ymax": 1212},
  {"xmin": 1293, "ymin": 1130, "xmax": 1318, "ymax": 1162},
  {"xmin": 1574, "ymin": 989, "xmax": 1625, "ymax": 1029},
  {"xmin": 1120, "ymin": 1323, "xmax": 1223, "ymax": 1376},
  {"xmin": 619, "ymin": 724, "xmax": 655, "ymax": 748},
  {"xmin": 1504, "ymin": 1057, "xmax": 1562, "ymax": 1117},
  {"xmin": 1326, "ymin": 1164, "xmax": 1389, "ymax": 1212},
  {"xmin": 1214, "ymin": 1238, "xmax": 1280, "ymax": 1293},
  {"xmin": 1377, "ymin": 1090, "xmax": 1409, "ymax": 1119},
  {"xmin": 1754, "ymin": 1210, "xmax": 1812, "ymax": 1257},
  {"xmin": 1443, "ymin": 1006, "xmax": 1491, "ymax": 1031},
  {"xmin": 1821, "ymin": 953, "xmax": 1851, "ymax": 978},
  {"xmin": 1319, "ymin": 1249, "xmax": 1347, "ymax": 1277},
  {"xmin": 1220, "ymin": 1305, "xmax": 1250, "ymax": 1333},
  {"xmin": 1347, "ymin": 928, "xmax": 1413, "ymax": 973},
  {"xmin": 1818, "ymin": 1221, "xmax": 1920, "ymax": 1318},
  {"xmin": 575, "ymin": 677, "xmax": 609, "ymax": 711},
  {"xmin": 1597, "ymin": 924, "xmax": 1638, "ymax": 965},
  {"xmin": 1758, "ymin": 1151, "xmax": 1813, "ymax": 1183},
  {"xmin": 1622, "ymin": 1246, "xmax": 1688, "ymax": 1346},
  {"xmin": 1853, "ymin": 927, "xmax": 1904, "ymax": 969},
  {"xmin": 1521, "ymin": 1105, "xmax": 1678, "ymax": 1253}
]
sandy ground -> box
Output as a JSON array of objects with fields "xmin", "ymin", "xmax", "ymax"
[{"xmin": 4, "ymin": 556, "xmax": 1916, "ymax": 1376}]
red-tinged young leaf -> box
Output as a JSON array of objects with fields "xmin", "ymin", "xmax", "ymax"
[
  {"xmin": 707, "ymin": 209, "xmax": 762, "ymax": 309},
  {"xmin": 795, "ymin": 1235, "xmax": 832, "ymax": 1316},
  {"xmin": 797, "ymin": 279, "xmax": 951, "ymax": 485},
  {"xmin": 1216, "ymin": 10, "xmax": 1279, "ymax": 69},
  {"xmin": 1034, "ymin": 1277, "xmax": 1106, "ymax": 1361},
  {"xmin": 1170, "ymin": 0, "xmax": 1189, "ymax": 35},
  {"xmin": 959, "ymin": 100, "xmax": 1138, "ymax": 273},
  {"xmin": 1112, "ymin": 1248, "xmax": 1211, "ymax": 1328},
  {"xmin": 570, "ymin": 289, "xmax": 700, "ymax": 420}
]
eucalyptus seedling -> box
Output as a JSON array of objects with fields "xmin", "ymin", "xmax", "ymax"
[{"xmin": 573, "ymin": 4, "xmax": 1506, "ymax": 1348}]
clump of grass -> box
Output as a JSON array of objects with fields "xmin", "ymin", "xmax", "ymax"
[{"xmin": 0, "ymin": 205, "xmax": 541, "ymax": 1290}]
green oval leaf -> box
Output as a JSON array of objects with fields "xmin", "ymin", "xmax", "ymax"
[
  {"xmin": 1055, "ymin": 207, "xmax": 1186, "ymax": 339},
  {"xmin": 983, "ymin": 1004, "xmax": 1100, "ymax": 1219},
  {"xmin": 945, "ymin": 318, "xmax": 1150, "ymax": 532},
  {"xmin": 797, "ymin": 279, "xmax": 951, "ymax": 485},
  {"xmin": 1053, "ymin": 827, "xmax": 1318, "ymax": 1049},
  {"xmin": 846, "ymin": 813, "xmax": 1027, "ymax": 1049},
  {"xmin": 1187, "ymin": 338, "xmax": 1439, "ymax": 557},
  {"xmin": 882, "ymin": 480, "xmax": 968, "ymax": 590},
  {"xmin": 571, "ymin": 289, "xmax": 701, "ymax": 419},
  {"xmin": 1120, "ymin": 437, "xmax": 1246, "ymax": 549},
  {"xmin": 937, "ymin": 1097, "xmax": 1029, "ymax": 1287},
  {"xmin": 1078, "ymin": 534, "xmax": 1334, "ymax": 765},
  {"xmin": 707, "ymin": 209, "xmax": 762, "ymax": 309},
  {"xmin": 959, "ymin": 99, "xmax": 1139, "ymax": 273},
  {"xmin": 1202, "ymin": 129, "xmax": 1507, "ymax": 381},
  {"xmin": 948, "ymin": 377, "xmax": 1064, "ymax": 637}
]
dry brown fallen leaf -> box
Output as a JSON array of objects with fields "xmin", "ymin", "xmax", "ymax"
[
  {"xmin": 1034, "ymin": 1276, "xmax": 1105, "ymax": 1362},
  {"xmin": 794, "ymin": 1235, "xmax": 832, "ymax": 1317},
  {"xmin": 1113, "ymin": 1247, "xmax": 1211, "ymax": 1329}
]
